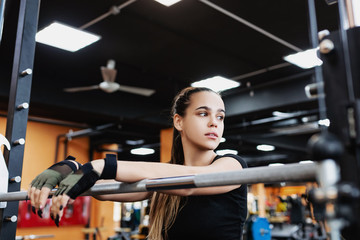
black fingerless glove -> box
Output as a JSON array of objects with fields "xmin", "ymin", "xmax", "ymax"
[
  {"xmin": 56, "ymin": 162, "xmax": 100, "ymax": 199},
  {"xmin": 51, "ymin": 156, "xmax": 80, "ymax": 173},
  {"xmin": 56, "ymin": 154, "xmax": 118, "ymax": 199},
  {"xmin": 31, "ymin": 156, "xmax": 82, "ymax": 190}
]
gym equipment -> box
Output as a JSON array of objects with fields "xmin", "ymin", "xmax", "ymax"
[
  {"xmin": 15, "ymin": 234, "xmax": 54, "ymax": 240},
  {"xmin": 0, "ymin": 134, "xmax": 10, "ymax": 208},
  {"xmin": 0, "ymin": 0, "xmax": 39, "ymax": 239},
  {"xmin": 246, "ymin": 216, "xmax": 271, "ymax": 240},
  {"xmin": 0, "ymin": 160, "xmax": 336, "ymax": 203},
  {"xmin": 2, "ymin": 0, "xmax": 359, "ymax": 239}
]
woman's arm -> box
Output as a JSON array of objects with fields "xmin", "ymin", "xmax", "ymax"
[
  {"xmin": 93, "ymin": 192, "xmax": 152, "ymax": 202},
  {"xmin": 92, "ymin": 156, "xmax": 243, "ymax": 196},
  {"xmin": 46, "ymin": 156, "xmax": 243, "ymax": 224}
]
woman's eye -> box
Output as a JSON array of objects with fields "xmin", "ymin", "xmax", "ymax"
[
  {"xmin": 199, "ymin": 112, "xmax": 207, "ymax": 116},
  {"xmin": 217, "ymin": 115, "xmax": 225, "ymax": 120}
]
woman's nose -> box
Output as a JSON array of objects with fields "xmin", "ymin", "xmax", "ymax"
[{"xmin": 208, "ymin": 116, "xmax": 218, "ymax": 127}]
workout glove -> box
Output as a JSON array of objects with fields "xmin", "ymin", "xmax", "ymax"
[
  {"xmin": 56, "ymin": 154, "xmax": 118, "ymax": 199},
  {"xmin": 31, "ymin": 156, "xmax": 81, "ymax": 190}
]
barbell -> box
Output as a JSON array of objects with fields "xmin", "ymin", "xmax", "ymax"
[{"xmin": 0, "ymin": 160, "xmax": 338, "ymax": 204}]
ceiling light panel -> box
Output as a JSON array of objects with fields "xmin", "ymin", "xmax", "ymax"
[
  {"xmin": 283, "ymin": 48, "xmax": 323, "ymax": 69},
  {"xmin": 131, "ymin": 147, "xmax": 155, "ymax": 155},
  {"xmin": 154, "ymin": 0, "xmax": 181, "ymax": 7},
  {"xmin": 191, "ymin": 76, "xmax": 240, "ymax": 92},
  {"xmin": 216, "ymin": 149, "xmax": 238, "ymax": 155},
  {"xmin": 256, "ymin": 144, "xmax": 275, "ymax": 152},
  {"xmin": 36, "ymin": 22, "xmax": 101, "ymax": 52}
]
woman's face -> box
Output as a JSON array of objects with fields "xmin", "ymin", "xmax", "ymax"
[{"xmin": 176, "ymin": 91, "xmax": 225, "ymax": 151}]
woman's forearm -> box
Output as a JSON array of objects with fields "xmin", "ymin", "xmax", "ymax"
[
  {"xmin": 93, "ymin": 191, "xmax": 152, "ymax": 202},
  {"xmin": 91, "ymin": 159, "xmax": 195, "ymax": 182},
  {"xmin": 90, "ymin": 157, "xmax": 243, "ymax": 196},
  {"xmin": 92, "ymin": 157, "xmax": 242, "ymax": 183}
]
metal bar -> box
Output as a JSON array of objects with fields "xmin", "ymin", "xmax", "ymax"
[
  {"xmin": 0, "ymin": 112, "xmax": 89, "ymax": 128},
  {"xmin": 65, "ymin": 123, "xmax": 115, "ymax": 139},
  {"xmin": 338, "ymin": 0, "xmax": 355, "ymax": 102},
  {"xmin": 0, "ymin": 162, "xmax": 318, "ymax": 202},
  {"xmin": 307, "ymin": 0, "xmax": 328, "ymax": 126},
  {"xmin": 15, "ymin": 234, "xmax": 54, "ymax": 240},
  {"xmin": 231, "ymin": 62, "xmax": 292, "ymax": 81},
  {"xmin": 198, "ymin": 0, "xmax": 303, "ymax": 52},
  {"xmin": 0, "ymin": 0, "xmax": 6, "ymax": 44},
  {"xmin": 223, "ymin": 71, "xmax": 315, "ymax": 118},
  {"xmin": 79, "ymin": 0, "xmax": 138, "ymax": 30},
  {"xmin": 0, "ymin": 0, "xmax": 40, "ymax": 238}
]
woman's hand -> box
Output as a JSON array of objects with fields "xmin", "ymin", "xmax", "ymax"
[
  {"xmin": 27, "ymin": 156, "xmax": 80, "ymax": 217},
  {"xmin": 50, "ymin": 155, "xmax": 118, "ymax": 226},
  {"xmin": 50, "ymin": 161, "xmax": 101, "ymax": 225},
  {"xmin": 50, "ymin": 194, "xmax": 72, "ymax": 226}
]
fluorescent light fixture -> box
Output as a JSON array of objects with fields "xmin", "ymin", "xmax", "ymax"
[
  {"xmin": 301, "ymin": 117, "xmax": 310, "ymax": 123},
  {"xmin": 256, "ymin": 144, "xmax": 275, "ymax": 152},
  {"xmin": 154, "ymin": 0, "xmax": 181, "ymax": 7},
  {"xmin": 299, "ymin": 160, "xmax": 314, "ymax": 164},
  {"xmin": 268, "ymin": 163, "xmax": 284, "ymax": 167},
  {"xmin": 191, "ymin": 76, "xmax": 240, "ymax": 92},
  {"xmin": 318, "ymin": 118, "xmax": 330, "ymax": 127},
  {"xmin": 126, "ymin": 139, "xmax": 145, "ymax": 145},
  {"xmin": 283, "ymin": 48, "xmax": 323, "ymax": 69},
  {"xmin": 131, "ymin": 147, "xmax": 155, "ymax": 155},
  {"xmin": 36, "ymin": 22, "xmax": 101, "ymax": 52},
  {"xmin": 272, "ymin": 111, "xmax": 294, "ymax": 118},
  {"xmin": 216, "ymin": 149, "xmax": 238, "ymax": 155}
]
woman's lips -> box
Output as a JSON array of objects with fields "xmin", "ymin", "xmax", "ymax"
[{"xmin": 205, "ymin": 132, "xmax": 218, "ymax": 139}]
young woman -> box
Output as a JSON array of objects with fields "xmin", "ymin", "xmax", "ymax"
[{"xmin": 28, "ymin": 87, "xmax": 248, "ymax": 240}]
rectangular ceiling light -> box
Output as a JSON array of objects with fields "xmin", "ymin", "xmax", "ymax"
[
  {"xmin": 36, "ymin": 22, "xmax": 101, "ymax": 52},
  {"xmin": 283, "ymin": 48, "xmax": 323, "ymax": 69},
  {"xmin": 191, "ymin": 76, "xmax": 240, "ymax": 92},
  {"xmin": 256, "ymin": 144, "xmax": 275, "ymax": 152},
  {"xmin": 216, "ymin": 149, "xmax": 238, "ymax": 155},
  {"xmin": 131, "ymin": 147, "xmax": 155, "ymax": 155},
  {"xmin": 154, "ymin": 0, "xmax": 181, "ymax": 7}
]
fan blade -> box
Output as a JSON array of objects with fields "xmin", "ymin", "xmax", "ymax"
[
  {"xmin": 101, "ymin": 67, "xmax": 117, "ymax": 82},
  {"xmin": 64, "ymin": 85, "xmax": 100, "ymax": 92},
  {"xmin": 118, "ymin": 85, "xmax": 155, "ymax": 96}
]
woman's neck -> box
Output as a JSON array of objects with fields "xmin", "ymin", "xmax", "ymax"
[{"xmin": 183, "ymin": 147, "xmax": 217, "ymax": 166}]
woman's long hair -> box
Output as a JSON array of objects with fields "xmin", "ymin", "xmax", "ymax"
[{"xmin": 148, "ymin": 87, "xmax": 216, "ymax": 240}]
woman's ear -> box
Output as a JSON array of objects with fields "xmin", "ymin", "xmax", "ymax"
[{"xmin": 173, "ymin": 114, "xmax": 183, "ymax": 131}]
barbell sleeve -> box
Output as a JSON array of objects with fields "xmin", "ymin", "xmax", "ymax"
[{"xmin": 0, "ymin": 162, "xmax": 323, "ymax": 202}]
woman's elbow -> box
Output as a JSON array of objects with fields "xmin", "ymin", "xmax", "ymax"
[
  {"xmin": 93, "ymin": 195, "xmax": 104, "ymax": 201},
  {"xmin": 175, "ymin": 188, "xmax": 195, "ymax": 197},
  {"xmin": 92, "ymin": 194, "xmax": 116, "ymax": 201}
]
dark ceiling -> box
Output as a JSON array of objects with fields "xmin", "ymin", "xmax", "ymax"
[{"xmin": 0, "ymin": 0, "xmax": 340, "ymax": 165}]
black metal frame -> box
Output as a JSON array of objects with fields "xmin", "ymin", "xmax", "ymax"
[
  {"xmin": 0, "ymin": 0, "xmax": 359, "ymax": 239},
  {"xmin": 0, "ymin": 0, "xmax": 40, "ymax": 239},
  {"xmin": 320, "ymin": 26, "xmax": 360, "ymax": 239}
]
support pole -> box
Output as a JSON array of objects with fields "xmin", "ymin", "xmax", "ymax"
[
  {"xmin": 198, "ymin": 0, "xmax": 302, "ymax": 52},
  {"xmin": 0, "ymin": 0, "xmax": 6, "ymax": 44},
  {"xmin": 319, "ymin": 2, "xmax": 360, "ymax": 236},
  {"xmin": 0, "ymin": 0, "xmax": 40, "ymax": 238}
]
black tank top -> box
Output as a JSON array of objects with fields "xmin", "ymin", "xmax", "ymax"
[{"xmin": 166, "ymin": 154, "xmax": 248, "ymax": 240}]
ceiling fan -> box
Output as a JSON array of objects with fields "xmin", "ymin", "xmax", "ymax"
[{"xmin": 64, "ymin": 60, "xmax": 155, "ymax": 96}]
